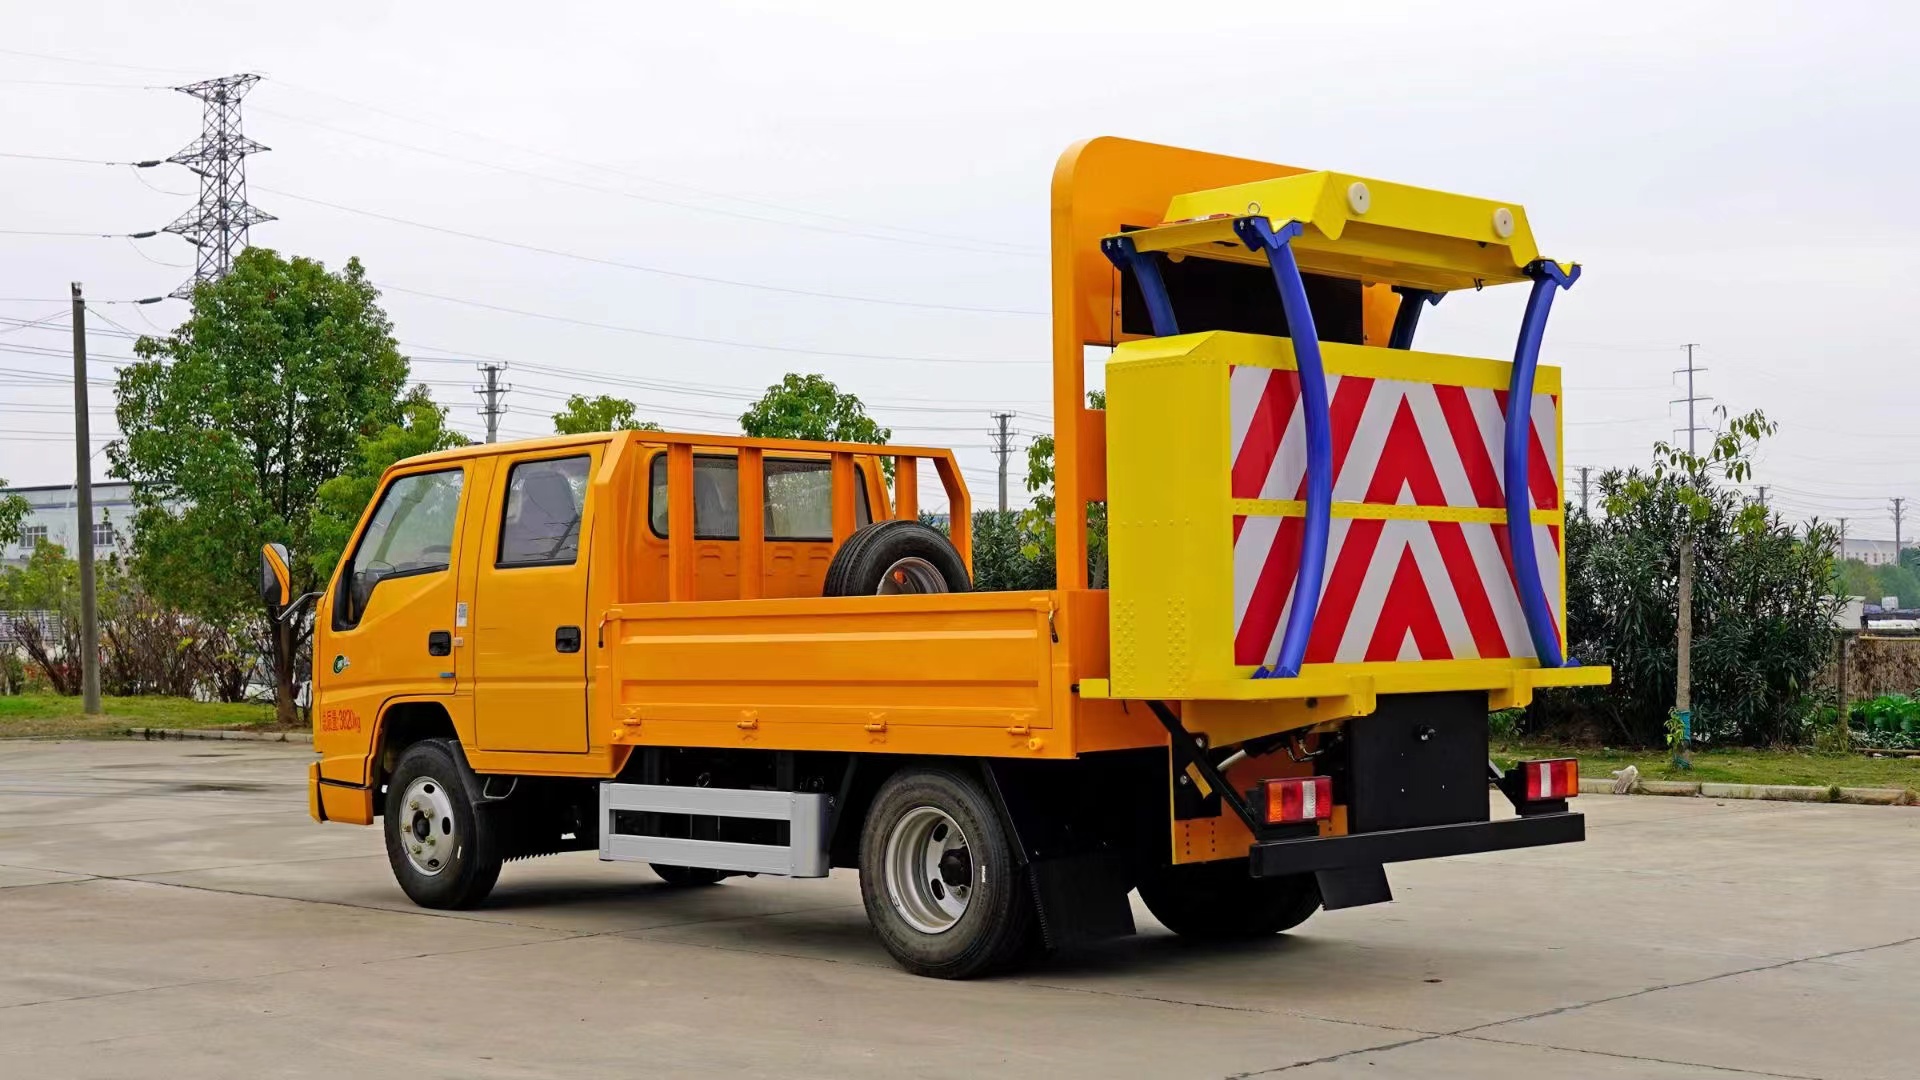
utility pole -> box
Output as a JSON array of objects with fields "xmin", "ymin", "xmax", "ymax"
[
  {"xmin": 989, "ymin": 412, "xmax": 1015, "ymax": 513},
  {"xmin": 163, "ymin": 74, "xmax": 273, "ymax": 298},
  {"xmin": 475, "ymin": 362, "xmax": 510, "ymax": 444},
  {"xmin": 1893, "ymin": 497, "xmax": 1906, "ymax": 559},
  {"xmin": 1839, "ymin": 517, "xmax": 1848, "ymax": 563},
  {"xmin": 1755, "ymin": 485, "xmax": 1768, "ymax": 511},
  {"xmin": 1672, "ymin": 343, "xmax": 1710, "ymax": 455},
  {"xmin": 70, "ymin": 284, "xmax": 102, "ymax": 716},
  {"xmin": 1670, "ymin": 343, "xmax": 1710, "ymax": 769},
  {"xmin": 1579, "ymin": 466, "xmax": 1591, "ymax": 517}
]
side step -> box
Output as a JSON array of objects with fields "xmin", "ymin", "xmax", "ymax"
[{"xmin": 598, "ymin": 783, "xmax": 830, "ymax": 878}]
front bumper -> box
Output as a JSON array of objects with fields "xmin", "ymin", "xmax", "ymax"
[
  {"xmin": 308, "ymin": 762, "xmax": 375, "ymax": 825},
  {"xmin": 1248, "ymin": 811, "xmax": 1583, "ymax": 878}
]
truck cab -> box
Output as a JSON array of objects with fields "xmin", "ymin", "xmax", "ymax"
[{"xmin": 276, "ymin": 137, "xmax": 1608, "ymax": 980}]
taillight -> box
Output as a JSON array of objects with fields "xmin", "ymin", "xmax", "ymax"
[
  {"xmin": 1520, "ymin": 758, "xmax": 1580, "ymax": 801},
  {"xmin": 1262, "ymin": 776, "xmax": 1333, "ymax": 824}
]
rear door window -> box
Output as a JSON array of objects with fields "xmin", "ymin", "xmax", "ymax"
[
  {"xmin": 649, "ymin": 454, "xmax": 869, "ymax": 540},
  {"xmin": 498, "ymin": 455, "xmax": 591, "ymax": 566}
]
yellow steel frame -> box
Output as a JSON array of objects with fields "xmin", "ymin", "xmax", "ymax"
[
  {"xmin": 1131, "ymin": 170, "xmax": 1551, "ymax": 292},
  {"xmin": 1092, "ymin": 329, "xmax": 1608, "ymax": 717}
]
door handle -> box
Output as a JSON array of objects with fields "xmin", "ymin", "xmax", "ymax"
[
  {"xmin": 555, "ymin": 626, "xmax": 582, "ymax": 653},
  {"xmin": 427, "ymin": 630, "xmax": 452, "ymax": 656}
]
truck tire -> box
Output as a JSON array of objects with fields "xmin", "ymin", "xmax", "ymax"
[
  {"xmin": 383, "ymin": 739, "xmax": 503, "ymax": 910},
  {"xmin": 650, "ymin": 864, "xmax": 730, "ymax": 887},
  {"xmin": 823, "ymin": 520, "xmax": 970, "ymax": 596},
  {"xmin": 859, "ymin": 767, "xmax": 1032, "ymax": 979},
  {"xmin": 1138, "ymin": 861, "xmax": 1321, "ymax": 939}
]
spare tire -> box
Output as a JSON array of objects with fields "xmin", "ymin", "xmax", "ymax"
[{"xmin": 823, "ymin": 520, "xmax": 970, "ymax": 596}]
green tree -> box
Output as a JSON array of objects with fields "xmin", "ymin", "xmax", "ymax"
[
  {"xmin": 552, "ymin": 393, "xmax": 661, "ymax": 435},
  {"xmin": 1556, "ymin": 409, "xmax": 1838, "ymax": 748},
  {"xmin": 1836, "ymin": 558, "xmax": 1878, "ymax": 602},
  {"xmin": 0, "ymin": 481, "xmax": 25, "ymax": 549},
  {"xmin": 1022, "ymin": 390, "xmax": 1105, "ymax": 587},
  {"xmin": 1875, "ymin": 564, "xmax": 1920, "ymax": 608},
  {"xmin": 1609, "ymin": 408, "xmax": 1774, "ymax": 763},
  {"xmin": 310, "ymin": 387, "xmax": 471, "ymax": 583},
  {"xmin": 967, "ymin": 510, "xmax": 1052, "ymax": 591},
  {"xmin": 108, "ymin": 247, "xmax": 412, "ymax": 722},
  {"xmin": 740, "ymin": 374, "xmax": 891, "ymax": 445}
]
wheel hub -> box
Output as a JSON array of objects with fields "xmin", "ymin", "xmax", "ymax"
[
  {"xmin": 398, "ymin": 776, "xmax": 457, "ymax": 877},
  {"xmin": 882, "ymin": 806, "xmax": 973, "ymax": 934},
  {"xmin": 875, "ymin": 556, "xmax": 947, "ymax": 595}
]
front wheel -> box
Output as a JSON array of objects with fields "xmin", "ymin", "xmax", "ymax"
[
  {"xmin": 382, "ymin": 739, "xmax": 502, "ymax": 910},
  {"xmin": 1138, "ymin": 860, "xmax": 1320, "ymax": 939},
  {"xmin": 859, "ymin": 768, "xmax": 1032, "ymax": 979}
]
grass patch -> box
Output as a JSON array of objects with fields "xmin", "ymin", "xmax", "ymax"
[
  {"xmin": 0, "ymin": 692, "xmax": 278, "ymax": 739},
  {"xmin": 1495, "ymin": 741, "xmax": 1920, "ymax": 793}
]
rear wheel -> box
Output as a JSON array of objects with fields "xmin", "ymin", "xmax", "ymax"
[
  {"xmin": 859, "ymin": 767, "xmax": 1032, "ymax": 979},
  {"xmin": 1138, "ymin": 860, "xmax": 1320, "ymax": 939},
  {"xmin": 383, "ymin": 739, "xmax": 502, "ymax": 909}
]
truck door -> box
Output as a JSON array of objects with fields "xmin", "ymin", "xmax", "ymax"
[
  {"xmin": 473, "ymin": 450, "xmax": 596, "ymax": 753},
  {"xmin": 317, "ymin": 465, "xmax": 470, "ymax": 767}
]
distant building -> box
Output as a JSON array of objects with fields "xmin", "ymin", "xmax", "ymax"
[
  {"xmin": 1, "ymin": 482, "xmax": 135, "ymax": 568},
  {"xmin": 1840, "ymin": 537, "xmax": 1901, "ymax": 566}
]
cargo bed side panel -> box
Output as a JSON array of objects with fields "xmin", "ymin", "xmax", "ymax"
[{"xmin": 603, "ymin": 592, "xmax": 1062, "ymax": 756}]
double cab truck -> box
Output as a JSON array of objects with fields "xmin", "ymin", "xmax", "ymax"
[{"xmin": 266, "ymin": 138, "xmax": 1610, "ymax": 978}]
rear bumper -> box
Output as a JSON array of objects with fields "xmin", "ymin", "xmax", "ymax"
[{"xmin": 1248, "ymin": 811, "xmax": 1583, "ymax": 878}]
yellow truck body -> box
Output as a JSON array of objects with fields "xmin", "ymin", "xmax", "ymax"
[{"xmin": 291, "ymin": 137, "xmax": 1609, "ymax": 979}]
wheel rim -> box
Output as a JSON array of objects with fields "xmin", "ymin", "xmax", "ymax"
[
  {"xmin": 882, "ymin": 805, "xmax": 973, "ymax": 934},
  {"xmin": 398, "ymin": 776, "xmax": 458, "ymax": 876},
  {"xmin": 876, "ymin": 556, "xmax": 948, "ymax": 595}
]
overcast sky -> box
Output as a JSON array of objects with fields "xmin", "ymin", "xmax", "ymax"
[{"xmin": 2, "ymin": 1, "xmax": 1915, "ymax": 529}]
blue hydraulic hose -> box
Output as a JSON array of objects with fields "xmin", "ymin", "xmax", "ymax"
[
  {"xmin": 1235, "ymin": 218, "xmax": 1331, "ymax": 679},
  {"xmin": 1098, "ymin": 235, "xmax": 1180, "ymax": 338},
  {"xmin": 1506, "ymin": 262, "xmax": 1580, "ymax": 669}
]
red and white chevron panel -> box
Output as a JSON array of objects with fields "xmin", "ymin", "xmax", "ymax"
[
  {"xmin": 1228, "ymin": 368, "xmax": 1563, "ymax": 668},
  {"xmin": 1229, "ymin": 368, "xmax": 1560, "ymax": 508}
]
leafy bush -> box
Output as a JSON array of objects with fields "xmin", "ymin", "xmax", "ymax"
[
  {"xmin": 1538, "ymin": 468, "xmax": 1839, "ymax": 747},
  {"xmin": 1850, "ymin": 693, "xmax": 1920, "ymax": 749}
]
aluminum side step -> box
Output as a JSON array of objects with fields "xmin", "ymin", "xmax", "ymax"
[{"xmin": 598, "ymin": 783, "xmax": 830, "ymax": 878}]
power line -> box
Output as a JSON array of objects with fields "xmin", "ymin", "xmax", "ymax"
[
  {"xmin": 0, "ymin": 150, "xmax": 164, "ymax": 166},
  {"xmin": 377, "ymin": 283, "xmax": 1044, "ymax": 366},
  {"xmin": 0, "ymin": 46, "xmax": 204, "ymax": 76},
  {"xmin": 256, "ymin": 183, "xmax": 1043, "ymax": 316},
  {"xmin": 266, "ymin": 88, "xmax": 1039, "ymax": 256}
]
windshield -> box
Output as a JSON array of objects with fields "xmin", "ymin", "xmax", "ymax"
[{"xmin": 338, "ymin": 468, "xmax": 463, "ymax": 627}]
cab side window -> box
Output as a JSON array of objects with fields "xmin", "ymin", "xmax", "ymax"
[
  {"xmin": 336, "ymin": 468, "xmax": 463, "ymax": 629},
  {"xmin": 498, "ymin": 456, "xmax": 590, "ymax": 566}
]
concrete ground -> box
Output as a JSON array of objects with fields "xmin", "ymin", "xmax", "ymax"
[{"xmin": 1, "ymin": 742, "xmax": 1916, "ymax": 1080}]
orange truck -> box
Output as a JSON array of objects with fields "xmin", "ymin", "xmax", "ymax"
[{"xmin": 262, "ymin": 138, "xmax": 1609, "ymax": 979}]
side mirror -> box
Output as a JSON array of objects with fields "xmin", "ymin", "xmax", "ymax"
[{"xmin": 260, "ymin": 543, "xmax": 292, "ymax": 613}]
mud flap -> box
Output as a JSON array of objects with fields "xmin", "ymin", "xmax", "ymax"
[
  {"xmin": 982, "ymin": 755, "xmax": 1161, "ymax": 950},
  {"xmin": 1027, "ymin": 851, "xmax": 1137, "ymax": 950},
  {"xmin": 1315, "ymin": 863, "xmax": 1392, "ymax": 910}
]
